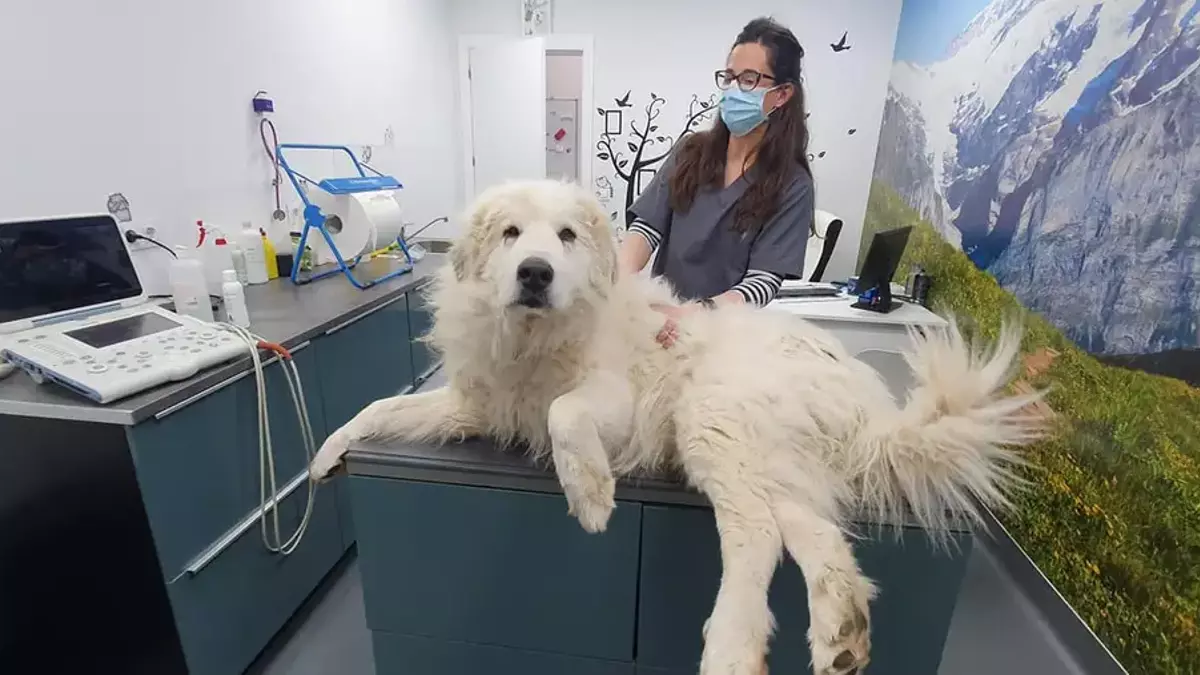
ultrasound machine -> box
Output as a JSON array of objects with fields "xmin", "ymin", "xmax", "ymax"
[{"xmin": 0, "ymin": 214, "xmax": 245, "ymax": 403}]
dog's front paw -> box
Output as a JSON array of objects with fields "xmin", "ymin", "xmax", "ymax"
[
  {"xmin": 310, "ymin": 432, "xmax": 351, "ymax": 481},
  {"xmin": 562, "ymin": 469, "xmax": 615, "ymax": 534}
]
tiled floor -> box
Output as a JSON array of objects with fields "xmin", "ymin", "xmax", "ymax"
[{"xmin": 251, "ymin": 368, "xmax": 1086, "ymax": 675}]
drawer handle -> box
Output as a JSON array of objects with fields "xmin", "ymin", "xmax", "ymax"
[
  {"xmin": 177, "ymin": 469, "xmax": 311, "ymax": 579},
  {"xmin": 324, "ymin": 293, "xmax": 407, "ymax": 335},
  {"xmin": 154, "ymin": 341, "xmax": 310, "ymax": 420}
]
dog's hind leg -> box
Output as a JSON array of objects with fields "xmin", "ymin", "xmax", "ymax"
[
  {"xmin": 772, "ymin": 500, "xmax": 874, "ymax": 675},
  {"xmin": 678, "ymin": 429, "xmax": 782, "ymax": 675},
  {"xmin": 309, "ymin": 387, "xmax": 478, "ymax": 480},
  {"xmin": 547, "ymin": 372, "xmax": 632, "ymax": 533}
]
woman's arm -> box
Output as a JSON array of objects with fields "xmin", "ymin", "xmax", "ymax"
[
  {"xmin": 618, "ymin": 220, "xmax": 659, "ymax": 275},
  {"xmin": 709, "ymin": 269, "xmax": 784, "ymax": 307},
  {"xmin": 624, "ymin": 148, "xmax": 680, "ymax": 277}
]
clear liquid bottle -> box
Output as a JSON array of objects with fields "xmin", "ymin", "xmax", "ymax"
[
  {"xmin": 170, "ymin": 247, "xmax": 214, "ymax": 322},
  {"xmin": 221, "ymin": 270, "xmax": 251, "ymax": 328}
]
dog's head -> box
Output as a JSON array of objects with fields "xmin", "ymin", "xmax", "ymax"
[{"xmin": 449, "ymin": 180, "xmax": 618, "ymax": 313}]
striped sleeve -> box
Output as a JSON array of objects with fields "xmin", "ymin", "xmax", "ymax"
[
  {"xmin": 731, "ymin": 269, "xmax": 784, "ymax": 307},
  {"xmin": 627, "ymin": 218, "xmax": 662, "ymax": 253}
]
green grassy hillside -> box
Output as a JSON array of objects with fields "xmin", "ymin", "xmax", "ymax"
[{"xmin": 863, "ymin": 180, "xmax": 1200, "ymax": 674}]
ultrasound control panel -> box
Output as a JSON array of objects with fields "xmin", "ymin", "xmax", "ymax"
[{"xmin": 0, "ymin": 305, "xmax": 247, "ymax": 404}]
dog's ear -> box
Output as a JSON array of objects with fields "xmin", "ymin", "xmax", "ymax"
[
  {"xmin": 450, "ymin": 200, "xmax": 492, "ymax": 281},
  {"xmin": 448, "ymin": 240, "xmax": 471, "ymax": 282},
  {"xmin": 579, "ymin": 191, "xmax": 619, "ymax": 292}
]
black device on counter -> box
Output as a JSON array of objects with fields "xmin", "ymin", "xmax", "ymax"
[
  {"xmin": 907, "ymin": 267, "xmax": 933, "ymax": 307},
  {"xmin": 851, "ymin": 226, "xmax": 912, "ymax": 314}
]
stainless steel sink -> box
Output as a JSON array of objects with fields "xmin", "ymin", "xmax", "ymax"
[{"xmin": 413, "ymin": 238, "xmax": 453, "ymax": 254}]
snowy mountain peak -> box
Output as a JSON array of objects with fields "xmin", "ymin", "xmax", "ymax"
[{"xmin": 875, "ymin": 0, "xmax": 1200, "ymax": 354}]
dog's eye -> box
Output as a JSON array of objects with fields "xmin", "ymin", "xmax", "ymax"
[
  {"xmin": 502, "ymin": 226, "xmax": 520, "ymax": 239},
  {"xmin": 558, "ymin": 228, "xmax": 577, "ymax": 243}
]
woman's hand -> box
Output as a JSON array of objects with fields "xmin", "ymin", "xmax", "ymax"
[{"xmin": 652, "ymin": 303, "xmax": 697, "ymax": 348}]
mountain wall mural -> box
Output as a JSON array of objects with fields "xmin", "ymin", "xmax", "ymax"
[{"xmin": 871, "ymin": 0, "xmax": 1200, "ymax": 359}]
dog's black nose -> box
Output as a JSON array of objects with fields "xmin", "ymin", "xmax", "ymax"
[{"xmin": 516, "ymin": 257, "xmax": 554, "ymax": 291}]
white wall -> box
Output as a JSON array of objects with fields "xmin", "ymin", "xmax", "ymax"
[
  {"xmin": 0, "ymin": 0, "xmax": 461, "ymax": 293},
  {"xmin": 452, "ymin": 0, "xmax": 903, "ymax": 279}
]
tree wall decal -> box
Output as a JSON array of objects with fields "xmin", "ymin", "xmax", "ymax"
[{"xmin": 596, "ymin": 92, "xmax": 718, "ymax": 227}]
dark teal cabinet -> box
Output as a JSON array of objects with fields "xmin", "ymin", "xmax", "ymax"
[
  {"xmin": 351, "ymin": 477, "xmax": 642, "ymax": 661},
  {"xmin": 125, "ymin": 345, "xmax": 346, "ymax": 675},
  {"xmin": 313, "ymin": 293, "xmax": 416, "ymax": 431},
  {"xmin": 637, "ymin": 504, "xmax": 971, "ymax": 675},
  {"xmin": 312, "ymin": 292, "xmax": 416, "ymax": 547},
  {"xmin": 164, "ymin": 481, "xmax": 343, "ymax": 675},
  {"xmin": 127, "ymin": 346, "xmax": 328, "ymax": 578},
  {"xmin": 115, "ymin": 286, "xmax": 437, "ymax": 675},
  {"xmin": 347, "ymin": 446, "xmax": 974, "ymax": 675}
]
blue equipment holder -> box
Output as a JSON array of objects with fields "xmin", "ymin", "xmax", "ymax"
[{"xmin": 275, "ymin": 143, "xmax": 414, "ymax": 289}]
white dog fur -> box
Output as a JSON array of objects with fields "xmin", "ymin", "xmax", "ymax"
[{"xmin": 310, "ymin": 180, "xmax": 1043, "ymax": 675}]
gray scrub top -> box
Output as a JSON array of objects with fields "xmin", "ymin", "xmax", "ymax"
[{"xmin": 629, "ymin": 149, "xmax": 814, "ymax": 301}]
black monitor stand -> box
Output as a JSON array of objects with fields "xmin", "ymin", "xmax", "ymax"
[{"xmin": 851, "ymin": 226, "xmax": 913, "ymax": 315}]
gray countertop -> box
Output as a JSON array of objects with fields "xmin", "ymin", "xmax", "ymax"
[
  {"xmin": 347, "ymin": 437, "xmax": 709, "ymax": 509},
  {"xmin": 0, "ymin": 255, "xmax": 445, "ymax": 426},
  {"xmin": 347, "ymin": 437, "xmax": 950, "ymax": 528}
]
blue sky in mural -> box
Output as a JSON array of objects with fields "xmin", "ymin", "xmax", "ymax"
[{"xmin": 893, "ymin": 0, "xmax": 994, "ymax": 64}]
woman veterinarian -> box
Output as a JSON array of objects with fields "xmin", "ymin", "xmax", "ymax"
[{"xmin": 618, "ymin": 16, "xmax": 814, "ymax": 347}]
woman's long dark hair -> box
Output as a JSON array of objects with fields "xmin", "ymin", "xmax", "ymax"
[{"xmin": 669, "ymin": 17, "xmax": 812, "ymax": 235}]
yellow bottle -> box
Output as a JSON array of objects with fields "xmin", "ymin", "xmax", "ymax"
[{"xmin": 261, "ymin": 229, "xmax": 279, "ymax": 280}]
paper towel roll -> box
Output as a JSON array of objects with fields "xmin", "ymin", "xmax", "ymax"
[{"xmin": 307, "ymin": 189, "xmax": 405, "ymax": 265}]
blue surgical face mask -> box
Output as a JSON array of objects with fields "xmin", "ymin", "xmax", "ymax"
[{"xmin": 720, "ymin": 86, "xmax": 777, "ymax": 137}]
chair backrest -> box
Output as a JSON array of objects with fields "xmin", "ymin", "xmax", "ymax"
[
  {"xmin": 853, "ymin": 349, "xmax": 914, "ymax": 403},
  {"xmin": 804, "ymin": 210, "xmax": 843, "ymax": 282}
]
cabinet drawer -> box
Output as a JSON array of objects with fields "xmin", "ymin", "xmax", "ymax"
[
  {"xmin": 128, "ymin": 347, "xmax": 327, "ymax": 576},
  {"xmin": 165, "ymin": 482, "xmax": 343, "ymax": 675},
  {"xmin": 351, "ymin": 476, "xmax": 641, "ymax": 661},
  {"xmin": 637, "ymin": 504, "xmax": 970, "ymax": 674},
  {"xmin": 373, "ymin": 630, "xmax": 635, "ymax": 675}
]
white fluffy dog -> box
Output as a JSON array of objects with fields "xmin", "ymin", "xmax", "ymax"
[{"xmin": 310, "ymin": 180, "xmax": 1042, "ymax": 675}]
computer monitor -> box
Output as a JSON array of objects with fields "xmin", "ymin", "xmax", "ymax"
[
  {"xmin": 0, "ymin": 214, "xmax": 144, "ymax": 329},
  {"xmin": 851, "ymin": 226, "xmax": 912, "ymax": 314}
]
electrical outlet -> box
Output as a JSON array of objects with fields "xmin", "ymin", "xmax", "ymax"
[
  {"xmin": 383, "ymin": 126, "xmax": 395, "ymax": 147},
  {"xmin": 126, "ymin": 224, "xmax": 161, "ymax": 252}
]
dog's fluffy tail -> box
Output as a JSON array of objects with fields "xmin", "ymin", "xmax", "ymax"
[{"xmin": 850, "ymin": 319, "xmax": 1045, "ymax": 544}]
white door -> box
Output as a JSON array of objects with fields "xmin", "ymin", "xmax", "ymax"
[{"xmin": 467, "ymin": 38, "xmax": 547, "ymax": 196}]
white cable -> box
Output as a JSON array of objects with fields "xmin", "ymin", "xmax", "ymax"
[{"xmin": 217, "ymin": 322, "xmax": 318, "ymax": 556}]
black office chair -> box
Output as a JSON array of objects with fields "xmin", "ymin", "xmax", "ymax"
[{"xmin": 807, "ymin": 211, "xmax": 842, "ymax": 282}]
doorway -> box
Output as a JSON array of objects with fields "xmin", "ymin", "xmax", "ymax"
[{"xmin": 458, "ymin": 35, "xmax": 594, "ymax": 201}]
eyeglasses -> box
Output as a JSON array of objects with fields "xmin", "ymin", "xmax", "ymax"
[{"xmin": 715, "ymin": 69, "xmax": 777, "ymax": 92}]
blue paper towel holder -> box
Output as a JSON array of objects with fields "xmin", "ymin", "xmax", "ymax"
[{"xmin": 275, "ymin": 143, "xmax": 413, "ymax": 289}]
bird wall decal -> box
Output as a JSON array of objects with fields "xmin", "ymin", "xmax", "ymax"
[{"xmin": 831, "ymin": 31, "xmax": 851, "ymax": 53}]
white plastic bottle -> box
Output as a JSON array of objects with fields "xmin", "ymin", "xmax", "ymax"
[
  {"xmin": 221, "ymin": 270, "xmax": 251, "ymax": 328},
  {"xmin": 239, "ymin": 222, "xmax": 269, "ymax": 285},
  {"xmin": 170, "ymin": 247, "xmax": 214, "ymax": 322},
  {"xmin": 230, "ymin": 244, "xmax": 249, "ymax": 284}
]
